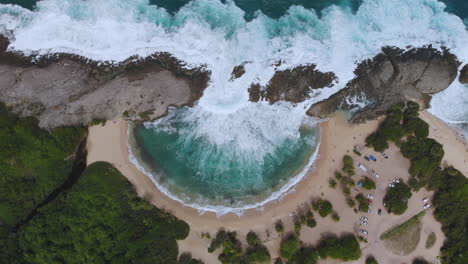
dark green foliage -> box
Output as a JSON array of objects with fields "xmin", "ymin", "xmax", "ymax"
[
  {"xmin": 346, "ymin": 198, "xmax": 356, "ymax": 208},
  {"xmin": 311, "ymin": 199, "xmax": 333, "ymax": 217},
  {"xmin": 331, "ymin": 213, "xmax": 340, "ymax": 222},
  {"xmin": 6, "ymin": 162, "xmax": 189, "ymax": 264},
  {"xmin": 359, "ymin": 176, "xmax": 376, "ymax": 190},
  {"xmin": 366, "ymin": 105, "xmax": 405, "ymax": 152},
  {"xmin": 275, "ymin": 220, "xmax": 284, "ymax": 233},
  {"xmin": 328, "ymin": 178, "xmax": 337, "ymax": 188},
  {"xmin": 317, "ymin": 234, "xmax": 361, "ymax": 261},
  {"xmin": 291, "ymin": 247, "xmax": 318, "ymax": 264},
  {"xmin": 304, "ymin": 211, "xmax": 316, "ymax": 229},
  {"xmin": 280, "ymin": 235, "xmax": 301, "ymax": 260},
  {"xmin": 412, "ymin": 258, "xmax": 430, "ymax": 264},
  {"xmin": 274, "ymin": 258, "xmax": 283, "ymax": 264},
  {"xmin": 432, "ymin": 168, "xmax": 468, "ymax": 264},
  {"xmin": 208, "ymin": 230, "xmax": 227, "ymax": 253},
  {"xmin": 342, "ymin": 155, "xmax": 355, "ymax": 176},
  {"xmin": 355, "ymin": 193, "xmax": 370, "ymax": 212},
  {"xmin": 401, "ymin": 136, "xmax": 444, "ymax": 181},
  {"xmin": 244, "ymin": 245, "xmax": 271, "ymax": 264},
  {"xmin": 366, "ymin": 256, "xmax": 379, "ymax": 264},
  {"xmin": 178, "ymin": 252, "xmax": 205, "ymax": 264},
  {"xmin": 0, "ymin": 103, "xmax": 85, "ymax": 228},
  {"xmin": 384, "ymin": 181, "xmax": 412, "ymax": 215},
  {"xmin": 246, "ymin": 231, "xmax": 261, "ymax": 247},
  {"xmin": 218, "ymin": 232, "xmax": 243, "ymax": 264}
]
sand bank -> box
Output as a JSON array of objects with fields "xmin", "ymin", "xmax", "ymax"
[{"xmin": 86, "ymin": 111, "xmax": 467, "ymax": 264}]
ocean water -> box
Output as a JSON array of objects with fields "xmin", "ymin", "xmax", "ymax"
[{"xmin": 1, "ymin": 0, "xmax": 467, "ymax": 213}]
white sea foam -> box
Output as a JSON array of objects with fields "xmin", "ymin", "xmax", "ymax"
[{"xmin": 1, "ymin": 0, "xmax": 467, "ymax": 213}]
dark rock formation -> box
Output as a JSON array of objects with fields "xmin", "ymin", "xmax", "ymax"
[
  {"xmin": 249, "ymin": 64, "xmax": 336, "ymax": 103},
  {"xmin": 460, "ymin": 64, "xmax": 468, "ymax": 84},
  {"xmin": 307, "ymin": 46, "xmax": 460, "ymax": 122},
  {"xmin": 0, "ymin": 35, "xmax": 210, "ymax": 128},
  {"xmin": 230, "ymin": 64, "xmax": 246, "ymax": 80}
]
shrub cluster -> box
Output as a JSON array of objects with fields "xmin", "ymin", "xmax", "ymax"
[
  {"xmin": 280, "ymin": 235, "xmax": 319, "ymax": 264},
  {"xmin": 342, "ymin": 155, "xmax": 355, "ymax": 176},
  {"xmin": 312, "ymin": 199, "xmax": 333, "ymax": 217},
  {"xmin": 383, "ymin": 181, "xmax": 412, "ymax": 215},
  {"xmin": 355, "ymin": 193, "xmax": 370, "ymax": 212},
  {"xmin": 359, "ymin": 176, "xmax": 376, "ymax": 190},
  {"xmin": 317, "ymin": 234, "xmax": 361, "ymax": 261}
]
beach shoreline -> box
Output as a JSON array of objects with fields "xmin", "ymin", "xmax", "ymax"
[{"xmin": 86, "ymin": 111, "xmax": 468, "ymax": 263}]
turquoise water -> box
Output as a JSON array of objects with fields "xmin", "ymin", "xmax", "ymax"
[{"xmin": 131, "ymin": 108, "xmax": 319, "ymax": 208}]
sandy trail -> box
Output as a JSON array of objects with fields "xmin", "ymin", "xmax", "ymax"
[{"xmin": 86, "ymin": 111, "xmax": 467, "ymax": 264}]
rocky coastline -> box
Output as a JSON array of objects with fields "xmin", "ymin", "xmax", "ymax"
[{"xmin": 0, "ymin": 33, "xmax": 464, "ymax": 127}]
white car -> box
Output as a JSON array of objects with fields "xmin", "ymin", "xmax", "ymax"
[
  {"xmin": 360, "ymin": 229, "xmax": 368, "ymax": 235},
  {"xmin": 422, "ymin": 197, "xmax": 430, "ymax": 203},
  {"xmin": 388, "ymin": 184, "xmax": 395, "ymax": 188},
  {"xmin": 392, "ymin": 179, "xmax": 400, "ymax": 183},
  {"xmin": 361, "ymin": 221, "xmax": 368, "ymax": 226},
  {"xmin": 368, "ymin": 209, "xmax": 372, "ymax": 213},
  {"xmin": 373, "ymin": 172, "xmax": 380, "ymax": 178},
  {"xmin": 360, "ymin": 216, "xmax": 368, "ymax": 221},
  {"xmin": 367, "ymin": 194, "xmax": 374, "ymax": 199},
  {"xmin": 424, "ymin": 204, "xmax": 432, "ymax": 209}
]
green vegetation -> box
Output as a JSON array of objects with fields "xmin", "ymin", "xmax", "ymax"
[
  {"xmin": 90, "ymin": 119, "xmax": 106, "ymax": 126},
  {"xmin": 425, "ymin": 232, "xmax": 436, "ymax": 249},
  {"xmin": 366, "ymin": 256, "xmax": 379, "ymax": 264},
  {"xmin": 2, "ymin": 162, "xmax": 189, "ymax": 264},
  {"xmin": 383, "ymin": 181, "xmax": 412, "ymax": 215},
  {"xmin": 412, "ymin": 258, "xmax": 430, "ymax": 264},
  {"xmin": 346, "ymin": 198, "xmax": 356, "ymax": 208},
  {"xmin": 209, "ymin": 230, "xmax": 271, "ymax": 264},
  {"xmin": 335, "ymin": 171, "xmax": 355, "ymax": 186},
  {"xmin": 280, "ymin": 235, "xmax": 301, "ymax": 260},
  {"xmin": 432, "ymin": 167, "xmax": 468, "ymax": 264},
  {"xmin": 355, "ymin": 193, "xmax": 370, "ymax": 212},
  {"xmin": 342, "ymin": 155, "xmax": 355, "ymax": 176},
  {"xmin": 312, "ymin": 199, "xmax": 333, "ymax": 217},
  {"xmin": 380, "ymin": 211, "xmax": 425, "ymax": 255},
  {"xmin": 328, "ymin": 178, "xmax": 337, "ymax": 188},
  {"xmin": 359, "ymin": 176, "xmax": 376, "ymax": 190},
  {"xmin": 178, "ymin": 252, "xmax": 205, "ymax": 264},
  {"xmin": 304, "ymin": 211, "xmax": 317, "ymax": 228},
  {"xmin": 331, "ymin": 212, "xmax": 340, "ymax": 222},
  {"xmin": 0, "ymin": 103, "xmax": 85, "ymax": 229},
  {"xmin": 275, "ymin": 220, "xmax": 284, "ymax": 233},
  {"xmin": 317, "ymin": 234, "xmax": 361, "ymax": 261}
]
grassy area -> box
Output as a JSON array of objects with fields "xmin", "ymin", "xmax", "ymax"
[
  {"xmin": 380, "ymin": 211, "xmax": 425, "ymax": 255},
  {"xmin": 425, "ymin": 232, "xmax": 436, "ymax": 249}
]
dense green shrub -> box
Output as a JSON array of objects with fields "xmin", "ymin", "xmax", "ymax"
[
  {"xmin": 4, "ymin": 162, "xmax": 189, "ymax": 264},
  {"xmin": 359, "ymin": 176, "xmax": 376, "ymax": 190},
  {"xmin": 401, "ymin": 136, "xmax": 444, "ymax": 181},
  {"xmin": 244, "ymin": 245, "xmax": 271, "ymax": 264},
  {"xmin": 280, "ymin": 235, "xmax": 301, "ymax": 260},
  {"xmin": 178, "ymin": 252, "xmax": 205, "ymax": 264},
  {"xmin": 433, "ymin": 168, "xmax": 468, "ymax": 264},
  {"xmin": 0, "ymin": 103, "xmax": 85, "ymax": 229},
  {"xmin": 328, "ymin": 178, "xmax": 337, "ymax": 188},
  {"xmin": 246, "ymin": 231, "xmax": 261, "ymax": 247},
  {"xmin": 275, "ymin": 220, "xmax": 284, "ymax": 233},
  {"xmin": 292, "ymin": 247, "xmax": 318, "ymax": 264},
  {"xmin": 366, "ymin": 256, "xmax": 379, "ymax": 264},
  {"xmin": 331, "ymin": 213, "xmax": 340, "ymax": 222},
  {"xmin": 355, "ymin": 193, "xmax": 370, "ymax": 212},
  {"xmin": 412, "ymin": 258, "xmax": 430, "ymax": 264},
  {"xmin": 342, "ymin": 155, "xmax": 355, "ymax": 176},
  {"xmin": 383, "ymin": 181, "xmax": 412, "ymax": 215},
  {"xmin": 304, "ymin": 211, "xmax": 317, "ymax": 229},
  {"xmin": 218, "ymin": 232, "xmax": 243, "ymax": 264},
  {"xmin": 208, "ymin": 230, "xmax": 228, "ymax": 253},
  {"xmin": 312, "ymin": 199, "xmax": 333, "ymax": 217},
  {"xmin": 317, "ymin": 234, "xmax": 361, "ymax": 261}
]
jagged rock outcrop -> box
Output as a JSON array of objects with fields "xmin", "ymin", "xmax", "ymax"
[
  {"xmin": 248, "ymin": 64, "xmax": 336, "ymax": 103},
  {"xmin": 0, "ymin": 35, "xmax": 210, "ymax": 128},
  {"xmin": 460, "ymin": 64, "xmax": 468, "ymax": 84},
  {"xmin": 307, "ymin": 46, "xmax": 460, "ymax": 122},
  {"xmin": 230, "ymin": 64, "xmax": 246, "ymax": 80}
]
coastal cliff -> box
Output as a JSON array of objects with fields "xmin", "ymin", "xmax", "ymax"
[
  {"xmin": 0, "ymin": 35, "xmax": 210, "ymax": 128},
  {"xmin": 307, "ymin": 46, "xmax": 460, "ymax": 122}
]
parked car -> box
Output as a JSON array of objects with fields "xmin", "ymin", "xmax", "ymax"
[
  {"xmin": 369, "ymin": 155, "xmax": 377, "ymax": 161},
  {"xmin": 388, "ymin": 183, "xmax": 395, "ymax": 188},
  {"xmin": 360, "ymin": 216, "xmax": 368, "ymax": 221},
  {"xmin": 382, "ymin": 153, "xmax": 389, "ymax": 159},
  {"xmin": 364, "ymin": 156, "xmax": 370, "ymax": 161},
  {"xmin": 392, "ymin": 179, "xmax": 400, "ymax": 183},
  {"xmin": 424, "ymin": 204, "xmax": 432, "ymax": 209},
  {"xmin": 378, "ymin": 208, "xmax": 382, "ymax": 215},
  {"xmin": 367, "ymin": 194, "xmax": 374, "ymax": 199},
  {"xmin": 422, "ymin": 197, "xmax": 430, "ymax": 203},
  {"xmin": 373, "ymin": 172, "xmax": 380, "ymax": 178},
  {"xmin": 361, "ymin": 221, "xmax": 368, "ymax": 226},
  {"xmin": 368, "ymin": 199, "xmax": 373, "ymax": 204},
  {"xmin": 360, "ymin": 229, "xmax": 368, "ymax": 235}
]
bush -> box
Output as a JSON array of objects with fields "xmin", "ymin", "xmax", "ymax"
[
  {"xmin": 359, "ymin": 177, "xmax": 376, "ymax": 190},
  {"xmin": 331, "ymin": 213, "xmax": 340, "ymax": 222},
  {"xmin": 275, "ymin": 220, "xmax": 284, "ymax": 233},
  {"xmin": 412, "ymin": 258, "xmax": 430, "ymax": 264},
  {"xmin": 425, "ymin": 232, "xmax": 436, "ymax": 249},
  {"xmin": 246, "ymin": 231, "xmax": 261, "ymax": 247},
  {"xmin": 293, "ymin": 247, "xmax": 318, "ymax": 264},
  {"xmin": 304, "ymin": 211, "xmax": 317, "ymax": 229},
  {"xmin": 346, "ymin": 198, "xmax": 356, "ymax": 208},
  {"xmin": 244, "ymin": 245, "xmax": 271, "ymax": 264},
  {"xmin": 317, "ymin": 234, "xmax": 361, "ymax": 261},
  {"xmin": 342, "ymin": 155, "xmax": 355, "ymax": 176},
  {"xmin": 280, "ymin": 235, "xmax": 301, "ymax": 260},
  {"xmin": 384, "ymin": 181, "xmax": 412, "ymax": 215},
  {"xmin": 355, "ymin": 193, "xmax": 370, "ymax": 212},
  {"xmin": 178, "ymin": 252, "xmax": 205, "ymax": 264},
  {"xmin": 328, "ymin": 179, "xmax": 337, "ymax": 188},
  {"xmin": 218, "ymin": 232, "xmax": 243, "ymax": 264},
  {"xmin": 209, "ymin": 230, "xmax": 227, "ymax": 253},
  {"xmin": 366, "ymin": 256, "xmax": 379, "ymax": 264},
  {"xmin": 312, "ymin": 199, "xmax": 333, "ymax": 217}
]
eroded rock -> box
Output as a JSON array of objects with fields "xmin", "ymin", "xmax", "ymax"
[
  {"xmin": 460, "ymin": 64, "xmax": 468, "ymax": 84},
  {"xmin": 307, "ymin": 46, "xmax": 460, "ymax": 122},
  {"xmin": 0, "ymin": 35, "xmax": 210, "ymax": 128}
]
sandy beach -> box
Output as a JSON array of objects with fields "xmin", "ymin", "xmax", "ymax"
[{"xmin": 86, "ymin": 112, "xmax": 468, "ymax": 264}]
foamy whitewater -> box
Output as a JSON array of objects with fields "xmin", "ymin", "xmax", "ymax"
[{"xmin": 1, "ymin": 0, "xmax": 467, "ymax": 214}]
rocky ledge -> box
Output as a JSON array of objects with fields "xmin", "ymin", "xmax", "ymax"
[
  {"xmin": 307, "ymin": 46, "xmax": 460, "ymax": 122},
  {"xmin": 0, "ymin": 35, "xmax": 210, "ymax": 128},
  {"xmin": 460, "ymin": 64, "xmax": 468, "ymax": 84}
]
